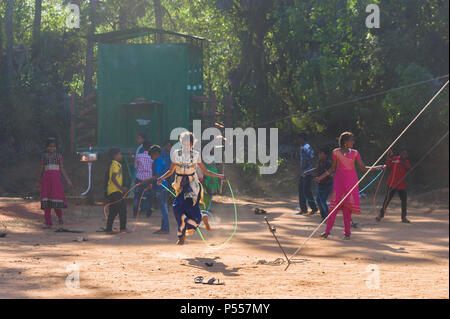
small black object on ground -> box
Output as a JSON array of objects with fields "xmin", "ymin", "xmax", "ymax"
[
  {"xmin": 0, "ymin": 233, "xmax": 7, "ymax": 238},
  {"xmin": 254, "ymin": 208, "xmax": 267, "ymax": 215},
  {"xmin": 55, "ymin": 228, "xmax": 85, "ymax": 233}
]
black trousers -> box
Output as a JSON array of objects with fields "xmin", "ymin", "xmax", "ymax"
[
  {"xmin": 106, "ymin": 191, "xmax": 127, "ymax": 232},
  {"xmin": 380, "ymin": 188, "xmax": 407, "ymax": 219},
  {"xmin": 298, "ymin": 175, "xmax": 318, "ymax": 212}
]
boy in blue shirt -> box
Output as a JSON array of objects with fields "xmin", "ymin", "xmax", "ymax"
[
  {"xmin": 149, "ymin": 145, "xmax": 170, "ymax": 234},
  {"xmin": 297, "ymin": 132, "xmax": 318, "ymax": 215}
]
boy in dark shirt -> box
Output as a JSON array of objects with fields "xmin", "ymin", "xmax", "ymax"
[{"xmin": 305, "ymin": 147, "xmax": 333, "ymax": 220}]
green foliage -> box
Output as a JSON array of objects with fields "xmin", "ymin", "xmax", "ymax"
[{"xmin": 0, "ymin": 0, "xmax": 448, "ymax": 190}]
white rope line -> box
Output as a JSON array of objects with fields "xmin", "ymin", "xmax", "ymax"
[
  {"xmin": 388, "ymin": 131, "xmax": 449, "ymax": 191},
  {"xmin": 371, "ymin": 130, "xmax": 449, "ymax": 217},
  {"xmin": 258, "ymin": 74, "xmax": 449, "ymax": 127},
  {"xmin": 287, "ymin": 80, "xmax": 449, "ymax": 264}
]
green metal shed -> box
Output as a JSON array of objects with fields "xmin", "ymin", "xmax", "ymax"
[{"xmin": 93, "ymin": 28, "xmax": 206, "ymax": 152}]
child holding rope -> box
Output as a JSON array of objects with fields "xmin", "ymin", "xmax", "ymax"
[
  {"xmin": 105, "ymin": 148, "xmax": 129, "ymax": 234},
  {"xmin": 376, "ymin": 148, "xmax": 411, "ymax": 223},
  {"xmin": 316, "ymin": 132, "xmax": 384, "ymax": 239},
  {"xmin": 304, "ymin": 147, "xmax": 333, "ymax": 220},
  {"xmin": 35, "ymin": 138, "xmax": 73, "ymax": 228},
  {"xmin": 128, "ymin": 133, "xmax": 148, "ymax": 190},
  {"xmin": 133, "ymin": 141, "xmax": 153, "ymax": 218},
  {"xmin": 157, "ymin": 132, "xmax": 227, "ymax": 245}
]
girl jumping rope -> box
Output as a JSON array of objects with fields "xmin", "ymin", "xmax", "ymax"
[
  {"xmin": 157, "ymin": 132, "xmax": 226, "ymax": 245},
  {"xmin": 35, "ymin": 138, "xmax": 73, "ymax": 228},
  {"xmin": 316, "ymin": 132, "xmax": 384, "ymax": 240}
]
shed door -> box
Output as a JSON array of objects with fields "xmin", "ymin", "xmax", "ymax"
[{"xmin": 124, "ymin": 103, "xmax": 163, "ymax": 146}]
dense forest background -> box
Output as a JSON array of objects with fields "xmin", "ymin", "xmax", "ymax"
[{"xmin": 0, "ymin": 0, "xmax": 448, "ymax": 192}]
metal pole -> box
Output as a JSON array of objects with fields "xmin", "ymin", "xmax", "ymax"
[{"xmin": 264, "ymin": 217, "xmax": 290, "ymax": 267}]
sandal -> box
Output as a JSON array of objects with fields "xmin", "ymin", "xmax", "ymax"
[
  {"xmin": 204, "ymin": 277, "xmax": 224, "ymax": 285},
  {"xmin": 177, "ymin": 234, "xmax": 186, "ymax": 245},
  {"xmin": 194, "ymin": 276, "xmax": 204, "ymax": 284},
  {"xmin": 319, "ymin": 232, "xmax": 329, "ymax": 239}
]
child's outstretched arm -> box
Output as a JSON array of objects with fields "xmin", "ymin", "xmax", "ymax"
[
  {"xmin": 157, "ymin": 163, "xmax": 176, "ymax": 185},
  {"xmin": 356, "ymin": 158, "xmax": 385, "ymax": 172},
  {"xmin": 304, "ymin": 167, "xmax": 317, "ymax": 176},
  {"xmin": 59, "ymin": 161, "xmax": 73, "ymax": 188},
  {"xmin": 316, "ymin": 159, "xmax": 337, "ymax": 182},
  {"xmin": 198, "ymin": 162, "xmax": 226, "ymax": 180}
]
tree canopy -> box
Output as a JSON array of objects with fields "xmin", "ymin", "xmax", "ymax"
[{"xmin": 0, "ymin": 0, "xmax": 448, "ymax": 189}]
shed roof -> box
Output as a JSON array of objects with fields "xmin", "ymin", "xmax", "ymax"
[{"xmin": 93, "ymin": 27, "xmax": 209, "ymax": 43}]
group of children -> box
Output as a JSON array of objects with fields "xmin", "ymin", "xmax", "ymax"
[
  {"xmin": 36, "ymin": 132, "xmax": 225, "ymax": 245},
  {"xmin": 36, "ymin": 129, "xmax": 411, "ymax": 243},
  {"xmin": 105, "ymin": 139, "xmax": 171, "ymax": 235},
  {"xmin": 297, "ymin": 131, "xmax": 411, "ymax": 240}
]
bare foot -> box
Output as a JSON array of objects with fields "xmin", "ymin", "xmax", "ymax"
[{"xmin": 202, "ymin": 215, "xmax": 211, "ymax": 231}]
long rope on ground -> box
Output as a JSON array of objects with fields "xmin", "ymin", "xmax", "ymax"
[
  {"xmin": 132, "ymin": 184, "xmax": 153, "ymax": 231},
  {"xmin": 103, "ymin": 182, "xmax": 142, "ymax": 219},
  {"xmin": 258, "ymin": 74, "xmax": 449, "ymax": 127},
  {"xmin": 285, "ymin": 80, "xmax": 449, "ymax": 271}
]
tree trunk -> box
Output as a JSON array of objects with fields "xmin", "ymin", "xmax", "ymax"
[
  {"xmin": 32, "ymin": 0, "xmax": 42, "ymax": 61},
  {"xmin": 0, "ymin": 13, "xmax": 3, "ymax": 57},
  {"xmin": 84, "ymin": 0, "xmax": 96, "ymax": 98},
  {"xmin": 153, "ymin": 0, "xmax": 165, "ymax": 43},
  {"xmin": 5, "ymin": 0, "xmax": 14, "ymax": 85}
]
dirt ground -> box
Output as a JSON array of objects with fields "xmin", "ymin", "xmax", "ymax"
[{"xmin": 0, "ymin": 192, "xmax": 448, "ymax": 299}]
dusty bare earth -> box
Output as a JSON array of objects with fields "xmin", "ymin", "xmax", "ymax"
[{"xmin": 0, "ymin": 193, "xmax": 448, "ymax": 299}]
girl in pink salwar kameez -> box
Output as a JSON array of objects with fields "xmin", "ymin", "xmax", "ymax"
[
  {"xmin": 316, "ymin": 132, "xmax": 384, "ymax": 240},
  {"xmin": 35, "ymin": 138, "xmax": 73, "ymax": 228}
]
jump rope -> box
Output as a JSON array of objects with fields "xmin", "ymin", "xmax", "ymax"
[
  {"xmin": 301, "ymin": 168, "xmax": 386, "ymax": 209},
  {"xmin": 160, "ymin": 180, "xmax": 239, "ymax": 249},
  {"xmin": 103, "ymin": 174, "xmax": 239, "ymax": 248}
]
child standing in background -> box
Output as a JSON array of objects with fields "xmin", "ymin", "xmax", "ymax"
[
  {"xmin": 316, "ymin": 132, "xmax": 384, "ymax": 239},
  {"xmin": 106, "ymin": 148, "xmax": 129, "ymax": 234},
  {"xmin": 376, "ymin": 148, "xmax": 411, "ymax": 223},
  {"xmin": 129, "ymin": 133, "xmax": 148, "ymax": 190},
  {"xmin": 149, "ymin": 145, "xmax": 170, "ymax": 234},
  {"xmin": 297, "ymin": 132, "xmax": 318, "ymax": 215},
  {"xmin": 304, "ymin": 147, "xmax": 333, "ymax": 220},
  {"xmin": 134, "ymin": 141, "xmax": 153, "ymax": 218},
  {"xmin": 35, "ymin": 138, "xmax": 73, "ymax": 228},
  {"xmin": 161, "ymin": 140, "xmax": 173, "ymax": 171}
]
